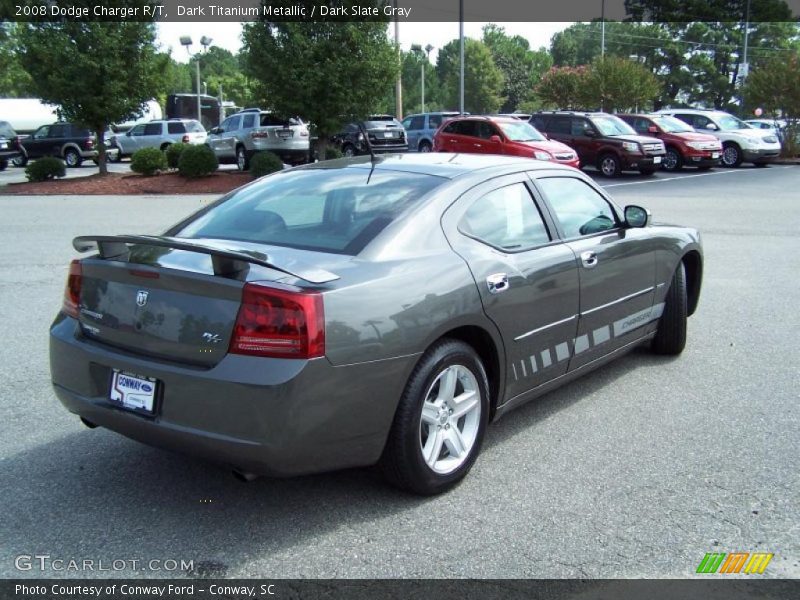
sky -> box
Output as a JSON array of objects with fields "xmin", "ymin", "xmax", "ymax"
[{"xmin": 157, "ymin": 21, "xmax": 571, "ymax": 63}]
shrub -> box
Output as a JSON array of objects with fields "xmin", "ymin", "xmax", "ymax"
[
  {"xmin": 131, "ymin": 147, "xmax": 167, "ymax": 176},
  {"xmin": 249, "ymin": 151, "xmax": 284, "ymax": 179},
  {"xmin": 25, "ymin": 157, "xmax": 66, "ymax": 182},
  {"xmin": 324, "ymin": 146, "xmax": 343, "ymax": 160},
  {"xmin": 178, "ymin": 144, "xmax": 219, "ymax": 178},
  {"xmin": 165, "ymin": 143, "xmax": 189, "ymax": 169}
]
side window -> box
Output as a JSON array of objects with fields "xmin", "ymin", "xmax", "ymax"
[
  {"xmin": 242, "ymin": 114, "xmax": 256, "ymax": 128},
  {"xmin": 459, "ymin": 183, "xmax": 550, "ymax": 251},
  {"xmin": 218, "ymin": 117, "xmax": 234, "ymax": 132},
  {"xmin": 401, "ymin": 117, "xmax": 412, "ymax": 129},
  {"xmin": 456, "ymin": 121, "xmax": 478, "ymax": 137},
  {"xmin": 34, "ymin": 125, "xmax": 50, "ymax": 139},
  {"xmin": 633, "ymin": 118, "xmax": 651, "ymax": 134},
  {"xmin": 49, "ymin": 124, "xmax": 67, "ymax": 138},
  {"xmin": 550, "ymin": 117, "xmax": 571, "ymax": 135},
  {"xmin": 538, "ymin": 177, "xmax": 618, "ymax": 238},
  {"xmin": 691, "ymin": 115, "xmax": 710, "ymax": 129},
  {"xmin": 442, "ymin": 121, "xmax": 459, "ymax": 134},
  {"xmin": 571, "ymin": 118, "xmax": 593, "ymax": 137},
  {"xmin": 129, "ymin": 124, "xmax": 145, "ymax": 136},
  {"xmin": 144, "ymin": 123, "xmax": 162, "ymax": 136},
  {"xmin": 167, "ymin": 122, "xmax": 186, "ymax": 134},
  {"xmin": 530, "ymin": 116, "xmax": 547, "ymax": 130},
  {"xmin": 409, "ymin": 115, "xmax": 425, "ymax": 130},
  {"xmin": 674, "ymin": 113, "xmax": 696, "ymax": 128},
  {"xmin": 475, "ymin": 122, "xmax": 495, "ymax": 139},
  {"xmin": 429, "ymin": 114, "xmax": 443, "ymax": 129}
]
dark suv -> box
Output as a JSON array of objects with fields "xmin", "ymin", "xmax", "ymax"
[
  {"xmin": 531, "ymin": 111, "xmax": 665, "ymax": 177},
  {"xmin": 0, "ymin": 121, "xmax": 23, "ymax": 170},
  {"xmin": 18, "ymin": 122, "xmax": 97, "ymax": 168},
  {"xmin": 332, "ymin": 115, "xmax": 408, "ymax": 156}
]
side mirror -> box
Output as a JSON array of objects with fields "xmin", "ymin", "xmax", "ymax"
[
  {"xmin": 624, "ymin": 205, "xmax": 651, "ymax": 228},
  {"xmin": 210, "ymin": 127, "xmax": 221, "ymax": 135},
  {"xmin": 705, "ymin": 123, "xmax": 718, "ymax": 131},
  {"xmin": 584, "ymin": 128, "xmax": 597, "ymax": 137},
  {"xmin": 489, "ymin": 135, "xmax": 502, "ymax": 143},
  {"xmin": 125, "ymin": 131, "xmax": 132, "ymax": 136},
  {"xmin": 648, "ymin": 126, "xmax": 658, "ymax": 134}
]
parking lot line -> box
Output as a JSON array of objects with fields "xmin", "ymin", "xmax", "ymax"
[{"xmin": 602, "ymin": 166, "xmax": 794, "ymax": 188}]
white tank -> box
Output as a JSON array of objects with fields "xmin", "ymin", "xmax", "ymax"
[{"xmin": 0, "ymin": 98, "xmax": 59, "ymax": 134}]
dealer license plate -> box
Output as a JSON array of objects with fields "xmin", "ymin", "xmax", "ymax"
[
  {"xmin": 109, "ymin": 370, "xmax": 157, "ymax": 414},
  {"xmin": 712, "ymin": 152, "xmax": 720, "ymax": 159},
  {"xmin": 653, "ymin": 156, "xmax": 661, "ymax": 164}
]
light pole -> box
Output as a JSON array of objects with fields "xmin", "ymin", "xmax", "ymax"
[
  {"xmin": 421, "ymin": 44, "xmax": 433, "ymax": 113},
  {"xmin": 459, "ymin": 0, "xmax": 464, "ymax": 114},
  {"xmin": 180, "ymin": 35, "xmax": 213, "ymax": 124}
]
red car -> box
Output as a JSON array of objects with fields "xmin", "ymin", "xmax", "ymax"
[
  {"xmin": 433, "ymin": 116, "xmax": 580, "ymax": 169},
  {"xmin": 618, "ymin": 114, "xmax": 722, "ymax": 172}
]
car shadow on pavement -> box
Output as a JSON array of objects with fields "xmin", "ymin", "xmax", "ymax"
[{"xmin": 1, "ymin": 347, "xmax": 678, "ymax": 578}]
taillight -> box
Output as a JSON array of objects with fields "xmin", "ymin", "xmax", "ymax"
[
  {"xmin": 182, "ymin": 134, "xmax": 190, "ymax": 143},
  {"xmin": 85, "ymin": 139, "xmax": 94, "ymax": 149},
  {"xmin": 229, "ymin": 283, "xmax": 325, "ymax": 359},
  {"xmin": 251, "ymin": 130, "xmax": 269, "ymax": 139},
  {"xmin": 299, "ymin": 127, "xmax": 309, "ymax": 137},
  {"xmin": 62, "ymin": 260, "xmax": 82, "ymax": 318}
]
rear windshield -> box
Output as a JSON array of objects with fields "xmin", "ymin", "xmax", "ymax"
[
  {"xmin": 260, "ymin": 113, "xmax": 302, "ymax": 127},
  {"xmin": 173, "ymin": 168, "xmax": 445, "ymax": 255},
  {"xmin": 185, "ymin": 120, "xmax": 205, "ymax": 132},
  {"xmin": 0, "ymin": 122, "xmax": 15, "ymax": 137},
  {"xmin": 364, "ymin": 120, "xmax": 402, "ymax": 129}
]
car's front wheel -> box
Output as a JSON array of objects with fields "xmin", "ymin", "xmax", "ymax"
[
  {"xmin": 418, "ymin": 141, "xmax": 432, "ymax": 153},
  {"xmin": 598, "ymin": 153, "xmax": 621, "ymax": 177},
  {"xmin": 342, "ymin": 144, "xmax": 356, "ymax": 157},
  {"xmin": 721, "ymin": 143, "xmax": 742, "ymax": 167},
  {"xmin": 652, "ymin": 262, "xmax": 687, "ymax": 355},
  {"xmin": 12, "ymin": 154, "xmax": 28, "ymax": 167},
  {"xmin": 662, "ymin": 148, "xmax": 683, "ymax": 171},
  {"xmin": 380, "ymin": 339, "xmax": 489, "ymax": 495}
]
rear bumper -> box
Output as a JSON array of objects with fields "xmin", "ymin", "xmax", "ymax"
[
  {"xmin": 0, "ymin": 150, "xmax": 21, "ymax": 162},
  {"xmin": 50, "ymin": 316, "xmax": 414, "ymax": 477},
  {"xmin": 247, "ymin": 148, "xmax": 309, "ymax": 165}
]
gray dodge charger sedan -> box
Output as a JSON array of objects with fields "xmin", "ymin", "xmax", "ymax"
[{"xmin": 50, "ymin": 153, "xmax": 702, "ymax": 495}]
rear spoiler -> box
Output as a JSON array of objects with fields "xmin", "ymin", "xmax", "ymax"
[{"xmin": 72, "ymin": 235, "xmax": 340, "ymax": 284}]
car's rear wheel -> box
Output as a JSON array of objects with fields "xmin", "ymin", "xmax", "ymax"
[
  {"xmin": 342, "ymin": 144, "xmax": 356, "ymax": 157},
  {"xmin": 63, "ymin": 148, "xmax": 82, "ymax": 168},
  {"xmin": 418, "ymin": 141, "xmax": 432, "ymax": 153},
  {"xmin": 721, "ymin": 143, "xmax": 742, "ymax": 167},
  {"xmin": 380, "ymin": 339, "xmax": 489, "ymax": 495},
  {"xmin": 652, "ymin": 262, "xmax": 687, "ymax": 355},
  {"xmin": 236, "ymin": 146, "xmax": 248, "ymax": 171},
  {"xmin": 160, "ymin": 143, "xmax": 171, "ymax": 152},
  {"xmin": 0, "ymin": 159, "xmax": 7, "ymax": 171},
  {"xmin": 12, "ymin": 154, "xmax": 28, "ymax": 167},
  {"xmin": 598, "ymin": 153, "xmax": 621, "ymax": 177},
  {"xmin": 662, "ymin": 148, "xmax": 683, "ymax": 171}
]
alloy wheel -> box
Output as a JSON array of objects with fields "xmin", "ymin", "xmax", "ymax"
[
  {"xmin": 418, "ymin": 364, "xmax": 481, "ymax": 474},
  {"xmin": 722, "ymin": 146, "xmax": 740, "ymax": 167}
]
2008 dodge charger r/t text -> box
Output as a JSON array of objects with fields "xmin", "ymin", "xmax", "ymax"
[{"xmin": 50, "ymin": 153, "xmax": 702, "ymax": 495}]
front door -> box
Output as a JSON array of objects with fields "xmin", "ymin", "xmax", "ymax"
[
  {"xmin": 534, "ymin": 175, "xmax": 657, "ymax": 370},
  {"xmin": 442, "ymin": 174, "xmax": 580, "ymax": 401}
]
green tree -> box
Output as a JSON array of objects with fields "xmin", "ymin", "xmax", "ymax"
[
  {"xmin": 535, "ymin": 66, "xmax": 593, "ymax": 110},
  {"xmin": 16, "ymin": 4, "xmax": 164, "ymax": 173},
  {"xmin": 242, "ymin": 5, "xmax": 398, "ymax": 152},
  {"xmin": 401, "ymin": 45, "xmax": 444, "ymax": 115},
  {"xmin": 745, "ymin": 55, "xmax": 800, "ymax": 156},
  {"xmin": 436, "ymin": 38, "xmax": 505, "ymax": 113},
  {"xmin": 0, "ymin": 22, "xmax": 34, "ymax": 97},
  {"xmin": 482, "ymin": 24, "xmax": 552, "ymax": 112},
  {"xmin": 585, "ymin": 56, "xmax": 662, "ymax": 112}
]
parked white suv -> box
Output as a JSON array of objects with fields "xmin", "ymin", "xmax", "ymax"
[
  {"xmin": 656, "ymin": 109, "xmax": 780, "ymax": 167},
  {"xmin": 115, "ymin": 119, "xmax": 207, "ymax": 160}
]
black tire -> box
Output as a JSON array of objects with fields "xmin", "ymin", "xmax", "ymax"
[
  {"xmin": 63, "ymin": 148, "xmax": 82, "ymax": 168},
  {"xmin": 0, "ymin": 159, "xmax": 7, "ymax": 171},
  {"xmin": 236, "ymin": 145, "xmax": 248, "ymax": 171},
  {"xmin": 597, "ymin": 153, "xmax": 621, "ymax": 177},
  {"xmin": 721, "ymin": 143, "xmax": 742, "ymax": 168},
  {"xmin": 108, "ymin": 147, "xmax": 122, "ymax": 163},
  {"xmin": 652, "ymin": 262, "xmax": 688, "ymax": 355},
  {"xmin": 342, "ymin": 144, "xmax": 356, "ymax": 157},
  {"xmin": 160, "ymin": 143, "xmax": 171, "ymax": 152},
  {"xmin": 662, "ymin": 147, "xmax": 683, "ymax": 172},
  {"xmin": 12, "ymin": 154, "xmax": 28, "ymax": 167},
  {"xmin": 418, "ymin": 141, "xmax": 432, "ymax": 153},
  {"xmin": 379, "ymin": 339, "xmax": 490, "ymax": 495}
]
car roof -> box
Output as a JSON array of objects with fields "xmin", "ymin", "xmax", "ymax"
[{"xmin": 301, "ymin": 152, "xmax": 575, "ymax": 179}]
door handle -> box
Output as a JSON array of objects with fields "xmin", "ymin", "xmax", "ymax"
[
  {"xmin": 486, "ymin": 273, "xmax": 509, "ymax": 294},
  {"xmin": 581, "ymin": 251, "xmax": 598, "ymax": 269}
]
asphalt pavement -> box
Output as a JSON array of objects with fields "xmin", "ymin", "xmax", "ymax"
[{"xmin": 0, "ymin": 165, "xmax": 798, "ymax": 579}]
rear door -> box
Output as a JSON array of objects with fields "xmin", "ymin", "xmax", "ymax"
[
  {"xmin": 533, "ymin": 175, "xmax": 657, "ymax": 370},
  {"xmin": 442, "ymin": 173, "xmax": 580, "ymax": 400}
]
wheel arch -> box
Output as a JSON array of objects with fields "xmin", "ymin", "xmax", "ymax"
[{"xmin": 681, "ymin": 250, "xmax": 703, "ymax": 316}]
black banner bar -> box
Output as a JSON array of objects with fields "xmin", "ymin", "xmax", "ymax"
[{"xmin": 3, "ymin": 579, "xmax": 800, "ymax": 600}]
